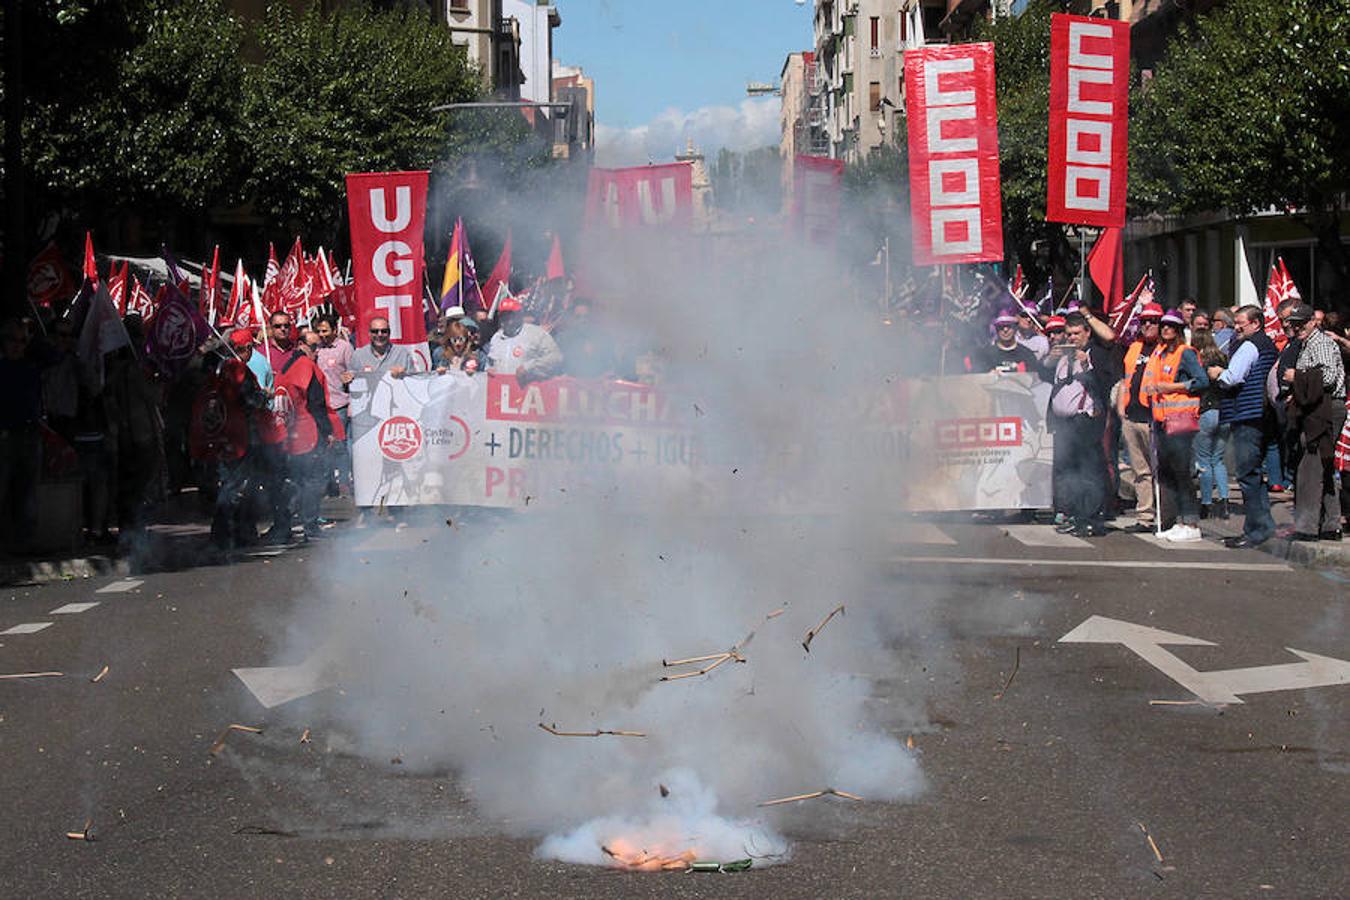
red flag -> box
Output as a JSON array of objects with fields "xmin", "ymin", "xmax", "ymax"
[
  {"xmin": 482, "ymin": 231, "xmax": 513, "ymax": 317},
  {"xmin": 275, "ymin": 236, "xmax": 314, "ymax": 321},
  {"xmin": 1047, "ymin": 14, "xmax": 1130, "ymax": 228},
  {"xmin": 127, "ymin": 276, "xmax": 155, "ymax": 320},
  {"xmin": 345, "ymin": 170, "xmax": 430, "ymax": 367},
  {"xmin": 903, "ymin": 43, "xmax": 1004, "ymax": 265},
  {"xmin": 1087, "ymin": 226, "xmax": 1124, "ymax": 318},
  {"xmin": 27, "ymin": 241, "xmax": 76, "ymax": 309},
  {"xmin": 546, "ymin": 233, "xmax": 565, "ymax": 281},
  {"xmin": 109, "ymin": 261, "xmax": 129, "ymax": 315},
  {"xmin": 83, "ymin": 232, "xmax": 99, "ymax": 287},
  {"xmin": 225, "ymin": 259, "xmax": 248, "ymax": 325},
  {"xmin": 261, "ymin": 243, "xmax": 281, "ymax": 312},
  {"xmin": 201, "ymin": 245, "xmax": 221, "ymax": 324},
  {"xmin": 1262, "ymin": 257, "xmax": 1301, "ymax": 349},
  {"xmin": 583, "ymin": 163, "xmax": 695, "ymax": 230},
  {"xmin": 1011, "ymin": 264, "xmax": 1025, "ymax": 299},
  {"xmin": 791, "ymin": 155, "xmax": 845, "ymax": 246},
  {"xmin": 313, "ymin": 247, "xmax": 337, "ymax": 298}
]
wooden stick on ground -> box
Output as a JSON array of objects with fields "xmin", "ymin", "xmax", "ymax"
[
  {"xmin": 1138, "ymin": 822, "xmax": 1164, "ymax": 863},
  {"xmin": 1148, "ymin": 699, "xmax": 1205, "ymax": 706},
  {"xmin": 802, "ymin": 605, "xmax": 845, "ymax": 653},
  {"xmin": 0, "ymin": 671, "xmax": 64, "ymax": 680},
  {"xmin": 659, "ymin": 651, "xmax": 745, "ymax": 682},
  {"xmin": 209, "ymin": 724, "xmax": 264, "ymax": 755},
  {"xmin": 299, "ymin": 728, "xmax": 312, "ymax": 744},
  {"xmin": 538, "ymin": 723, "xmax": 646, "ymax": 738},
  {"xmin": 993, "ymin": 646, "xmax": 1021, "ymax": 700},
  {"xmin": 662, "ymin": 653, "xmax": 727, "ymax": 668},
  {"xmin": 65, "ymin": 819, "xmax": 93, "ymax": 841},
  {"xmin": 758, "ymin": 787, "xmax": 863, "ymax": 807},
  {"xmin": 91, "ymin": 665, "xmax": 109, "ymax": 684}
]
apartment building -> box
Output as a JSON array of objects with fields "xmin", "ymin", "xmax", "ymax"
[
  {"xmin": 441, "ymin": 0, "xmax": 559, "ymax": 104},
  {"xmin": 811, "ymin": 0, "xmax": 952, "ymax": 164}
]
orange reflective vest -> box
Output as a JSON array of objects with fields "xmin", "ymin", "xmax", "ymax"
[
  {"xmin": 1142, "ymin": 343, "xmax": 1200, "ymax": 424},
  {"xmin": 1117, "ymin": 341, "xmax": 1151, "ymax": 417}
]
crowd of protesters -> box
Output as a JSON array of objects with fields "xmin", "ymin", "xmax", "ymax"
[
  {"xmin": 3, "ymin": 261, "xmax": 1349, "ymax": 557},
  {"xmin": 961, "ymin": 295, "xmax": 1350, "ymax": 543}
]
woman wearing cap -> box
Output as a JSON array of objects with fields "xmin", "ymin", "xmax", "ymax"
[{"xmin": 1143, "ymin": 310, "xmax": 1210, "ymax": 541}]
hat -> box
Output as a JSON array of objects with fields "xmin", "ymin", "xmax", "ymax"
[
  {"xmin": 459, "ymin": 317, "xmax": 480, "ymax": 332},
  {"xmin": 497, "ymin": 295, "xmax": 523, "ymax": 314},
  {"xmin": 443, "ymin": 305, "xmax": 466, "ymax": 320},
  {"xmin": 228, "ymin": 328, "xmax": 254, "ymax": 349},
  {"xmin": 1138, "ymin": 303, "xmax": 1164, "ymax": 320},
  {"xmin": 1044, "ymin": 315, "xmax": 1066, "ymax": 331},
  {"xmin": 993, "ymin": 312, "xmax": 1019, "ymax": 327},
  {"xmin": 1284, "ymin": 303, "xmax": 1314, "ymax": 324},
  {"xmin": 1160, "ymin": 310, "xmax": 1185, "ymax": 326}
]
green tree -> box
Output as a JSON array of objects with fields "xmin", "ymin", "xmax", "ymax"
[
  {"xmin": 1132, "ymin": 0, "xmax": 1350, "ymax": 303},
  {"xmin": 19, "ymin": 0, "xmax": 247, "ymax": 224},
  {"xmin": 241, "ymin": 0, "xmax": 548, "ymax": 242}
]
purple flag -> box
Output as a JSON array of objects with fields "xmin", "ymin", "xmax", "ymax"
[{"xmin": 145, "ymin": 280, "xmax": 210, "ymax": 375}]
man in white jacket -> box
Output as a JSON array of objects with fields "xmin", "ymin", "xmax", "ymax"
[{"xmin": 487, "ymin": 295, "xmax": 564, "ymax": 383}]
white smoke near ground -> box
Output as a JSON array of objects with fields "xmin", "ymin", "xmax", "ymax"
[
  {"xmin": 596, "ymin": 97, "xmax": 780, "ymax": 166},
  {"xmin": 267, "ymin": 177, "xmax": 940, "ymax": 869}
]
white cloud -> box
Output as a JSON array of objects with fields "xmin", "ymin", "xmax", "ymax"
[{"xmin": 595, "ymin": 98, "xmax": 780, "ymax": 167}]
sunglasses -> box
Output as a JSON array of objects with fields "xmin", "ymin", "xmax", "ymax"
[{"xmin": 369, "ymin": 328, "xmax": 390, "ymax": 334}]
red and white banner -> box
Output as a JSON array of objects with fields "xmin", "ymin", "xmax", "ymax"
[
  {"xmin": 1047, "ymin": 13, "xmax": 1129, "ymax": 227},
  {"xmin": 792, "ymin": 155, "xmax": 845, "ymax": 246},
  {"xmin": 904, "ymin": 43, "xmax": 1004, "ymax": 266},
  {"xmin": 346, "ymin": 170, "xmax": 430, "ymax": 369},
  {"xmin": 583, "ymin": 163, "xmax": 694, "ymax": 231}
]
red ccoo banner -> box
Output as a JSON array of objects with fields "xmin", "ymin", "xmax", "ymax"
[
  {"xmin": 1046, "ymin": 14, "xmax": 1129, "ymax": 227},
  {"xmin": 346, "ymin": 170, "xmax": 430, "ymax": 370},
  {"xmin": 583, "ymin": 163, "xmax": 694, "ymax": 231},
  {"xmin": 904, "ymin": 43, "xmax": 1004, "ymax": 266},
  {"xmin": 792, "ymin": 155, "xmax": 845, "ymax": 246}
]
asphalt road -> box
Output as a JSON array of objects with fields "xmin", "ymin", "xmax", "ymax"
[{"xmin": 1, "ymin": 518, "xmax": 1346, "ymax": 899}]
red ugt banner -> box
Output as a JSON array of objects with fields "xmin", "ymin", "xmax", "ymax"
[
  {"xmin": 1047, "ymin": 14, "xmax": 1129, "ymax": 227},
  {"xmin": 346, "ymin": 170, "xmax": 430, "ymax": 369},
  {"xmin": 793, "ymin": 155, "xmax": 845, "ymax": 247},
  {"xmin": 583, "ymin": 163, "xmax": 694, "ymax": 230},
  {"xmin": 904, "ymin": 43, "xmax": 1004, "ymax": 266}
]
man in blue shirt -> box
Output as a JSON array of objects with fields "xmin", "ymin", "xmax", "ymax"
[{"xmin": 1207, "ymin": 304, "xmax": 1279, "ymax": 548}]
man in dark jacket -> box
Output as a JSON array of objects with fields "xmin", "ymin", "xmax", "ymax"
[{"xmin": 1047, "ymin": 314, "xmax": 1113, "ymax": 537}]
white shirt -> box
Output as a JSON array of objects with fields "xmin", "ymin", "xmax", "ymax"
[{"xmin": 487, "ymin": 323, "xmax": 564, "ymax": 378}]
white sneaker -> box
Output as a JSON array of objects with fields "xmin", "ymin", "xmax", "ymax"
[
  {"xmin": 1165, "ymin": 524, "xmax": 1202, "ymax": 542},
  {"xmin": 1156, "ymin": 524, "xmax": 1184, "ymax": 540}
]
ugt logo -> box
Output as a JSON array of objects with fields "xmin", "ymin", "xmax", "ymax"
[{"xmin": 378, "ymin": 416, "xmax": 423, "ymax": 461}]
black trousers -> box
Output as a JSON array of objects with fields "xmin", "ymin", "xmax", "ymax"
[{"xmin": 1052, "ymin": 414, "xmax": 1107, "ymax": 525}]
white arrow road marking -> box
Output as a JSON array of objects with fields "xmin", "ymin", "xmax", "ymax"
[
  {"xmin": 1059, "ymin": 615, "xmax": 1350, "ymax": 704},
  {"xmin": 232, "ymin": 654, "xmax": 335, "ymax": 709}
]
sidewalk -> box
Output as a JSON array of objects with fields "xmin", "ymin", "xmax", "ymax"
[
  {"xmin": 0, "ymin": 491, "xmax": 357, "ymax": 587},
  {"xmin": 1196, "ymin": 490, "xmax": 1350, "ymax": 570}
]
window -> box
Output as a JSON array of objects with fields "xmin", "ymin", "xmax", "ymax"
[
  {"xmin": 870, "ymin": 16, "xmax": 880, "ymax": 50},
  {"xmin": 869, "ymin": 81, "xmax": 881, "ymax": 112}
]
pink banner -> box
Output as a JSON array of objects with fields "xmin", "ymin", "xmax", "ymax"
[
  {"xmin": 583, "ymin": 163, "xmax": 694, "ymax": 231},
  {"xmin": 346, "ymin": 170, "xmax": 430, "ymax": 369},
  {"xmin": 1047, "ymin": 13, "xmax": 1129, "ymax": 227},
  {"xmin": 904, "ymin": 43, "xmax": 1004, "ymax": 265},
  {"xmin": 793, "ymin": 155, "xmax": 845, "ymax": 246}
]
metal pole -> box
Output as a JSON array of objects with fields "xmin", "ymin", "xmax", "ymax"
[{"xmin": 1078, "ymin": 229, "xmax": 1087, "ymax": 306}]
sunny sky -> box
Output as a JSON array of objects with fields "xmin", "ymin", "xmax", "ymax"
[{"xmin": 553, "ymin": 0, "xmax": 815, "ymax": 166}]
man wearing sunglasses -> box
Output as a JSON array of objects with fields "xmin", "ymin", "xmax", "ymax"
[{"xmin": 345, "ymin": 317, "xmax": 412, "ymax": 384}]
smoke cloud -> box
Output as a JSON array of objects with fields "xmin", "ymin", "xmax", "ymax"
[
  {"xmin": 596, "ymin": 97, "xmax": 780, "ymax": 166},
  {"xmin": 262, "ymin": 169, "xmax": 939, "ymax": 868}
]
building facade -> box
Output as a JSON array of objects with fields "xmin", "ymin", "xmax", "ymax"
[
  {"xmin": 552, "ymin": 61, "xmax": 595, "ymax": 161},
  {"xmin": 810, "ymin": 0, "xmax": 954, "ymax": 164}
]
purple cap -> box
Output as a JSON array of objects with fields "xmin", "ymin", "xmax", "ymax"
[
  {"xmin": 993, "ymin": 313, "xmax": 1019, "ymax": 327},
  {"xmin": 1160, "ymin": 310, "xmax": 1185, "ymax": 326}
]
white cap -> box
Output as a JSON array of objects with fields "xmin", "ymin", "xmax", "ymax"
[{"xmin": 443, "ymin": 306, "xmax": 466, "ymax": 320}]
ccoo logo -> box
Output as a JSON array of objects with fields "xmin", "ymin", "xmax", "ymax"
[{"xmin": 378, "ymin": 416, "xmax": 423, "ymax": 460}]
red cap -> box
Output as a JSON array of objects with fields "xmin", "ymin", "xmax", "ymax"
[
  {"xmin": 228, "ymin": 328, "xmax": 254, "ymax": 348},
  {"xmin": 497, "ymin": 295, "xmax": 522, "ymax": 314},
  {"xmin": 1044, "ymin": 315, "xmax": 1066, "ymax": 331},
  {"xmin": 1139, "ymin": 303, "xmax": 1164, "ymax": 320}
]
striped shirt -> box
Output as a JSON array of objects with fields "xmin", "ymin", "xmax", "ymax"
[{"xmin": 1296, "ymin": 329, "xmax": 1346, "ymax": 398}]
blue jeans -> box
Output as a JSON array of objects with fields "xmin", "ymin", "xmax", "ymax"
[
  {"xmin": 1231, "ymin": 421, "xmax": 1275, "ymax": 542},
  {"xmin": 1194, "ymin": 409, "xmax": 1230, "ymax": 503},
  {"xmin": 1262, "ymin": 439, "xmax": 1289, "ymax": 488}
]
